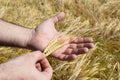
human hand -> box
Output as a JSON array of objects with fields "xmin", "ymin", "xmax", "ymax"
[
  {"xmin": 51, "ymin": 37, "xmax": 94, "ymax": 60},
  {"xmin": 0, "ymin": 51, "xmax": 53, "ymax": 80},
  {"xmin": 28, "ymin": 12, "xmax": 65, "ymax": 51},
  {"xmin": 28, "ymin": 12, "xmax": 94, "ymax": 60}
]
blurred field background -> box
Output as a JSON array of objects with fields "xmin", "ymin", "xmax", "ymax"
[{"xmin": 0, "ymin": 0, "xmax": 120, "ymax": 80}]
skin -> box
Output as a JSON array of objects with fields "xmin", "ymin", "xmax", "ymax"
[
  {"xmin": 0, "ymin": 12, "xmax": 94, "ymax": 61},
  {"xmin": 0, "ymin": 51, "xmax": 53, "ymax": 80},
  {"xmin": 0, "ymin": 12, "xmax": 94, "ymax": 79},
  {"xmin": 28, "ymin": 12, "xmax": 94, "ymax": 60}
]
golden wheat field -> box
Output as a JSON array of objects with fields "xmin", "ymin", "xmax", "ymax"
[{"xmin": 0, "ymin": 0, "xmax": 120, "ymax": 80}]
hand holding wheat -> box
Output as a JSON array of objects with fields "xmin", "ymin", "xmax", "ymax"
[{"xmin": 28, "ymin": 12, "xmax": 94, "ymax": 60}]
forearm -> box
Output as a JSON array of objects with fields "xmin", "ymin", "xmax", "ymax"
[
  {"xmin": 0, "ymin": 64, "xmax": 8, "ymax": 80},
  {"xmin": 0, "ymin": 63, "xmax": 17, "ymax": 80},
  {"xmin": 0, "ymin": 20, "xmax": 33, "ymax": 48}
]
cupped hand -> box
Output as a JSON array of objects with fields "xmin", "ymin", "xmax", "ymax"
[
  {"xmin": 28, "ymin": 12, "xmax": 94, "ymax": 61},
  {"xmin": 51, "ymin": 37, "xmax": 94, "ymax": 61}
]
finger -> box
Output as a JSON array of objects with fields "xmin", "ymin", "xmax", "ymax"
[
  {"xmin": 41, "ymin": 58, "xmax": 53, "ymax": 78},
  {"xmin": 51, "ymin": 44, "xmax": 69, "ymax": 56},
  {"xmin": 64, "ymin": 47, "xmax": 89, "ymax": 55},
  {"xmin": 36, "ymin": 62, "xmax": 42, "ymax": 71},
  {"xmin": 62, "ymin": 54, "xmax": 77, "ymax": 61},
  {"xmin": 73, "ymin": 48, "xmax": 89, "ymax": 55},
  {"xmin": 64, "ymin": 48, "xmax": 73, "ymax": 55},
  {"xmin": 51, "ymin": 12, "xmax": 65, "ymax": 23},
  {"xmin": 68, "ymin": 43, "xmax": 94, "ymax": 49},
  {"xmin": 69, "ymin": 37, "xmax": 93, "ymax": 43},
  {"xmin": 53, "ymin": 52, "xmax": 77, "ymax": 61},
  {"xmin": 78, "ymin": 43, "xmax": 94, "ymax": 49}
]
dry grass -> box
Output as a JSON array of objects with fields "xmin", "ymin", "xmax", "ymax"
[{"xmin": 0, "ymin": 0, "xmax": 120, "ymax": 80}]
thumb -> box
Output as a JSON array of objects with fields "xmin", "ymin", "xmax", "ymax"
[{"xmin": 51, "ymin": 12, "xmax": 65, "ymax": 24}]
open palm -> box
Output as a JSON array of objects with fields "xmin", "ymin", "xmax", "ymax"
[{"xmin": 29, "ymin": 12, "xmax": 94, "ymax": 60}]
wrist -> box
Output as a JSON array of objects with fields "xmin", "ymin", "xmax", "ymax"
[
  {"xmin": 22, "ymin": 28, "xmax": 35, "ymax": 48},
  {"xmin": 27, "ymin": 29, "xmax": 45, "ymax": 52},
  {"xmin": 26, "ymin": 29, "xmax": 37, "ymax": 50}
]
